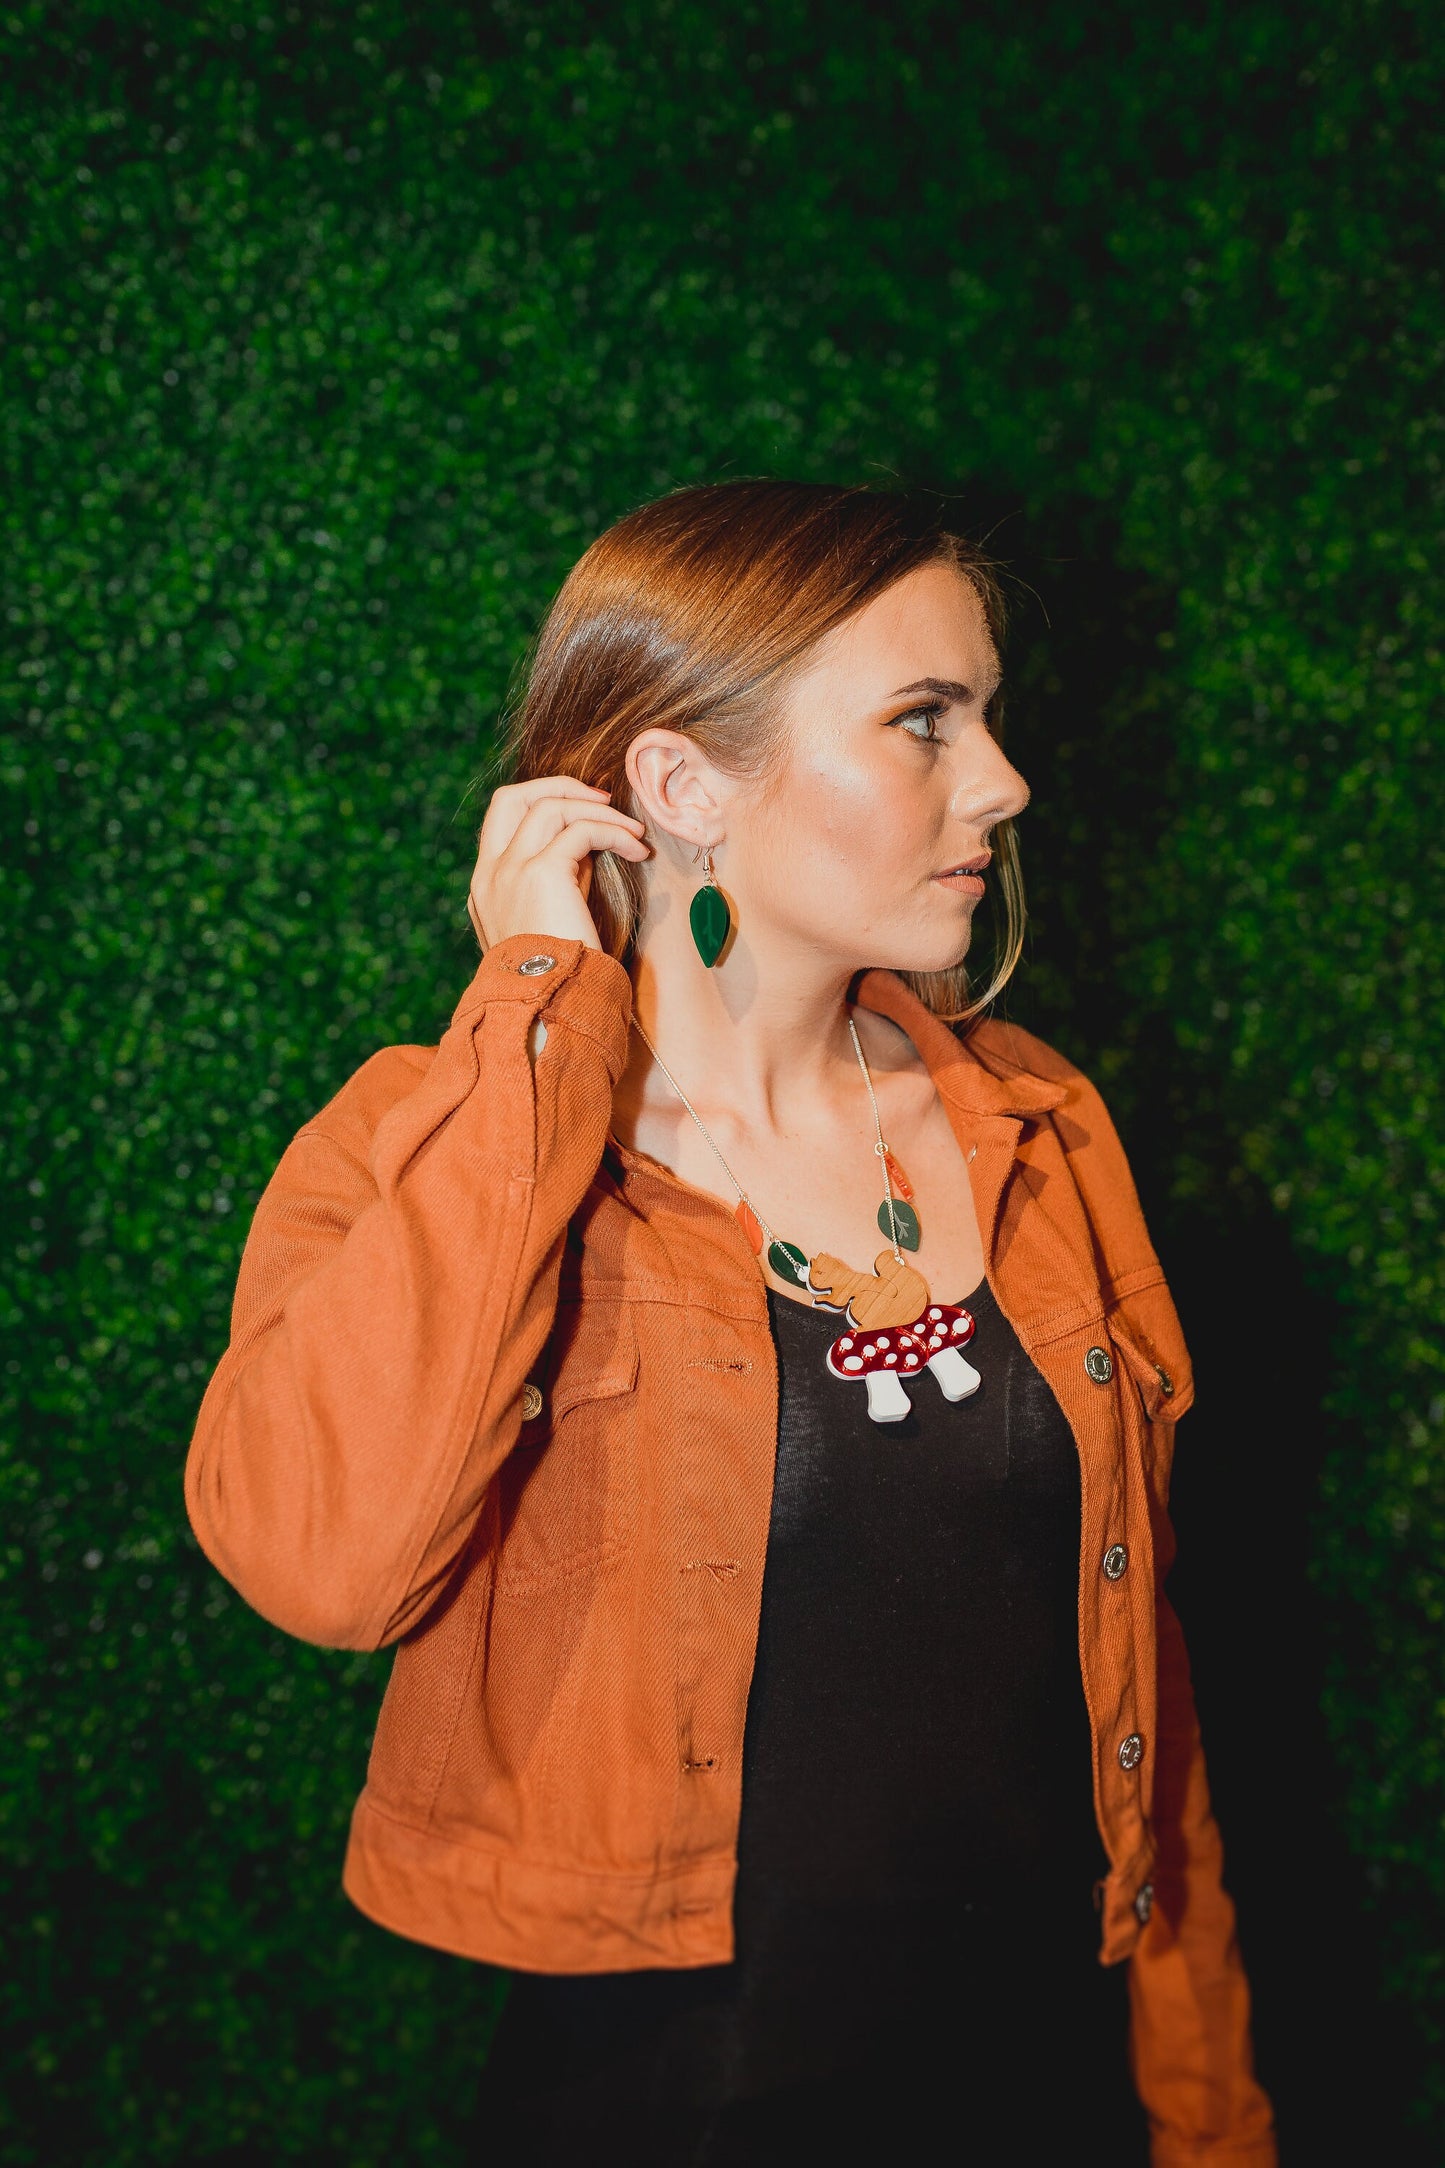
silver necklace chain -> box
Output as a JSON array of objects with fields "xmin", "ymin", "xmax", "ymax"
[{"xmin": 627, "ymin": 1011, "xmax": 904, "ymax": 1274}]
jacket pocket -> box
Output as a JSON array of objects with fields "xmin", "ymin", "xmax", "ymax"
[{"xmin": 493, "ymin": 1300, "xmax": 640, "ymax": 1596}]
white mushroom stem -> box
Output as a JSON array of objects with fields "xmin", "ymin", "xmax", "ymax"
[
  {"xmin": 863, "ymin": 1368, "xmax": 914, "ymax": 1423},
  {"xmin": 926, "ymin": 1346, "xmax": 982, "ymax": 1402}
]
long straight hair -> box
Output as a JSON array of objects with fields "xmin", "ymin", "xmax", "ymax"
[{"xmin": 501, "ymin": 480, "xmax": 1025, "ymax": 1023}]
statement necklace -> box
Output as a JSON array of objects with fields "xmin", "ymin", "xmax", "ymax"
[{"xmin": 628, "ymin": 1012, "xmax": 980, "ymax": 1425}]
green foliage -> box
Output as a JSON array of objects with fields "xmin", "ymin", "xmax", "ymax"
[{"xmin": 4, "ymin": 1, "xmax": 1442, "ymax": 2156}]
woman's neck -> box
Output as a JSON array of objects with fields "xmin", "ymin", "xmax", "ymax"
[{"xmin": 622, "ymin": 907, "xmax": 886, "ymax": 1139}]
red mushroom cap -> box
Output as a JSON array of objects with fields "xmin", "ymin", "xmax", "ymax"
[
  {"xmin": 826, "ymin": 1325, "xmax": 925, "ymax": 1378},
  {"xmin": 908, "ymin": 1303, "xmax": 976, "ymax": 1352}
]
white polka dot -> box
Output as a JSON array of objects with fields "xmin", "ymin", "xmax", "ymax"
[{"xmin": 842, "ymin": 1355, "xmax": 864, "ymax": 1372}]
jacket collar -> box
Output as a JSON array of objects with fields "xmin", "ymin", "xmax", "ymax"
[{"xmin": 852, "ymin": 969, "xmax": 1067, "ymax": 1122}]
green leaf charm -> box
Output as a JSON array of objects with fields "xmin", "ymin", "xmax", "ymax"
[
  {"xmin": 767, "ymin": 1239, "xmax": 811, "ymax": 1286},
  {"xmin": 689, "ymin": 881, "xmax": 731, "ymax": 967},
  {"xmin": 878, "ymin": 1197, "xmax": 921, "ymax": 1250}
]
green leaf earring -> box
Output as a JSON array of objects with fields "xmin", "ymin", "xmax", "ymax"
[{"xmin": 689, "ymin": 843, "xmax": 732, "ymax": 968}]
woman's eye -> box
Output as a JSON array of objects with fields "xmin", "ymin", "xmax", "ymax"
[{"xmin": 893, "ymin": 704, "xmax": 943, "ymax": 743}]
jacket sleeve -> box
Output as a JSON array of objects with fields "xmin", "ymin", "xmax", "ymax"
[
  {"xmin": 1122, "ymin": 1292, "xmax": 1277, "ymax": 2166},
  {"xmin": 184, "ymin": 933, "xmax": 632, "ymax": 1652}
]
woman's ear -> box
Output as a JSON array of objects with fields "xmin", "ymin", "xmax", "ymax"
[{"xmin": 625, "ymin": 729, "xmax": 727, "ymax": 852}]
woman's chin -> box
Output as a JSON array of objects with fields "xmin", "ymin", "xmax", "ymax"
[{"xmin": 871, "ymin": 935, "xmax": 973, "ymax": 979}]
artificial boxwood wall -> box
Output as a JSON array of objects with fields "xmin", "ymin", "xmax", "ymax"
[{"xmin": 5, "ymin": 2, "xmax": 1442, "ymax": 2158}]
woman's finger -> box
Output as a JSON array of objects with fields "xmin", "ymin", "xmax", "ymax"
[
  {"xmin": 501, "ymin": 793, "xmax": 645, "ymax": 863},
  {"xmin": 539, "ymin": 816, "xmax": 652, "ymax": 867},
  {"xmin": 478, "ymin": 775, "xmax": 612, "ymax": 858}
]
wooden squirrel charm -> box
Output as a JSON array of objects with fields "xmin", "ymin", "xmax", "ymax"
[{"xmin": 807, "ymin": 1248, "xmax": 930, "ymax": 1330}]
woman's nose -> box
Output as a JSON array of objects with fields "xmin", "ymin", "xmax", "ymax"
[{"xmin": 952, "ymin": 741, "xmax": 1030, "ymax": 827}]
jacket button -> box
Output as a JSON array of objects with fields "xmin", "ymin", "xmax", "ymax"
[
  {"xmin": 1118, "ymin": 1732, "xmax": 1144, "ymax": 1772},
  {"xmin": 1085, "ymin": 1345, "xmax": 1113, "ymax": 1384},
  {"xmin": 517, "ymin": 954, "xmax": 556, "ymax": 976},
  {"xmin": 1102, "ymin": 1543, "xmax": 1129, "ymax": 1581},
  {"xmin": 1155, "ymin": 1364, "xmax": 1174, "ymax": 1396},
  {"xmin": 1134, "ymin": 1881, "xmax": 1154, "ymax": 1924},
  {"xmin": 521, "ymin": 1383, "xmax": 544, "ymax": 1420}
]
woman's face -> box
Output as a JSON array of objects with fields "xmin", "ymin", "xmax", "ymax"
[{"xmin": 722, "ymin": 562, "xmax": 1029, "ymax": 977}]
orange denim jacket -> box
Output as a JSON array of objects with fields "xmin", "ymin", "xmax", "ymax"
[{"xmin": 186, "ymin": 932, "xmax": 1276, "ymax": 2166}]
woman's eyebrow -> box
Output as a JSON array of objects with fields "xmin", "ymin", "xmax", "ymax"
[{"xmin": 887, "ymin": 675, "xmax": 991, "ymax": 704}]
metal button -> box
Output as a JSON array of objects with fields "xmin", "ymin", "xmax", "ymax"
[
  {"xmin": 520, "ymin": 1382, "xmax": 544, "ymax": 1421},
  {"xmin": 1135, "ymin": 1881, "xmax": 1154, "ymax": 1924},
  {"xmin": 1085, "ymin": 1345, "xmax": 1113, "ymax": 1384},
  {"xmin": 517, "ymin": 954, "xmax": 556, "ymax": 977},
  {"xmin": 1118, "ymin": 1732, "xmax": 1144, "ymax": 1772},
  {"xmin": 1102, "ymin": 1543, "xmax": 1129, "ymax": 1581},
  {"xmin": 1155, "ymin": 1364, "xmax": 1174, "ymax": 1397}
]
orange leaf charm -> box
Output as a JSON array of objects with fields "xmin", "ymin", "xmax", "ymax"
[
  {"xmin": 735, "ymin": 1198, "xmax": 764, "ymax": 1255},
  {"xmin": 883, "ymin": 1150, "xmax": 915, "ymax": 1203}
]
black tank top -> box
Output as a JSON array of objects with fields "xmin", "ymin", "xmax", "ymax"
[
  {"xmin": 740, "ymin": 1276, "xmax": 1103, "ymax": 1926},
  {"xmin": 474, "ymin": 1279, "xmax": 1135, "ymax": 2165}
]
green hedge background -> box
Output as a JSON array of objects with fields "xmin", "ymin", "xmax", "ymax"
[{"xmin": 4, "ymin": 2, "xmax": 1442, "ymax": 2159}]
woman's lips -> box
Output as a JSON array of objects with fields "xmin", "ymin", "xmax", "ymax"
[{"xmin": 932, "ymin": 864, "xmax": 987, "ymax": 898}]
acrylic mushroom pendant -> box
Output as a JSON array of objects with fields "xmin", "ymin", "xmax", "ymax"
[{"xmin": 825, "ymin": 1304, "xmax": 981, "ymax": 1424}]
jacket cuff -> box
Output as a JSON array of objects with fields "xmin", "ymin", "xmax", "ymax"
[
  {"xmin": 452, "ymin": 935, "xmax": 634, "ymax": 1080},
  {"xmin": 1150, "ymin": 2137, "xmax": 1278, "ymax": 2167}
]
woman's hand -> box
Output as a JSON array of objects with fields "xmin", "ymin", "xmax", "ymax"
[{"xmin": 467, "ymin": 776, "xmax": 650, "ymax": 954}]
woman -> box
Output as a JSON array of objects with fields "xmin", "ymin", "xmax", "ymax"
[{"xmin": 186, "ymin": 482, "xmax": 1276, "ymax": 2165}]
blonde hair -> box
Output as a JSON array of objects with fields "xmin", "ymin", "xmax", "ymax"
[{"xmin": 501, "ymin": 480, "xmax": 1025, "ymax": 1023}]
